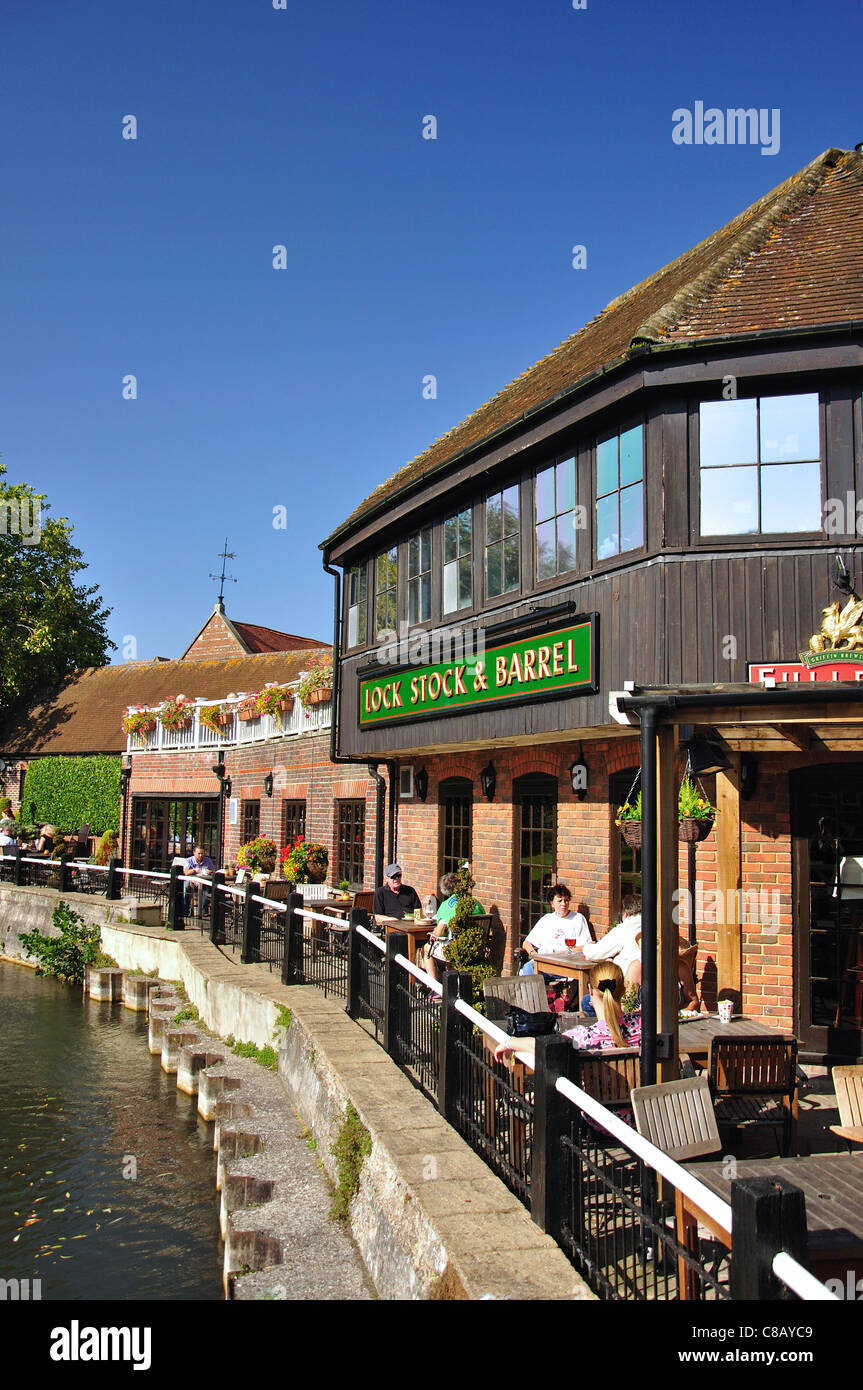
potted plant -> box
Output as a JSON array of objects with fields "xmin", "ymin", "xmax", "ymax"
[
  {"xmin": 159, "ymin": 695, "xmax": 194, "ymax": 731},
  {"xmin": 236, "ymin": 693, "xmax": 261, "ymax": 723},
  {"xmin": 237, "ymin": 835, "xmax": 277, "ymax": 875},
  {"xmin": 256, "ymin": 683, "xmax": 295, "ymax": 724},
  {"xmin": 298, "ymin": 658, "xmax": 333, "ymax": 708},
  {"xmin": 122, "ymin": 709, "xmax": 158, "ymax": 744},
  {"xmin": 199, "ymin": 703, "xmax": 233, "ymax": 735},
  {"xmin": 279, "ymin": 834, "xmax": 329, "ymax": 885},
  {"xmin": 615, "ymin": 792, "xmax": 643, "ymax": 848},
  {"xmin": 678, "ymin": 777, "xmax": 716, "ymax": 842}
]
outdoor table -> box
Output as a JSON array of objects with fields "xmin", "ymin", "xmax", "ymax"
[
  {"xmin": 531, "ymin": 949, "xmax": 593, "ymax": 996},
  {"xmin": 677, "ymin": 1013, "xmax": 794, "ymax": 1066},
  {"xmin": 377, "ymin": 916, "xmax": 435, "ymax": 964},
  {"xmin": 678, "ymin": 1153, "xmax": 863, "ymax": 1293}
]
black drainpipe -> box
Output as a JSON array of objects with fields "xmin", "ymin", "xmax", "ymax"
[
  {"xmin": 323, "ymin": 555, "xmax": 397, "ymax": 887},
  {"xmin": 639, "ymin": 704, "xmax": 658, "ymax": 1089}
]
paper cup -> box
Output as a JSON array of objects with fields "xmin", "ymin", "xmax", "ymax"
[{"xmin": 718, "ymin": 999, "xmax": 733, "ymax": 1024}]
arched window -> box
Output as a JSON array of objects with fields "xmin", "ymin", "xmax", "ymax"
[
  {"xmin": 439, "ymin": 777, "xmax": 473, "ymax": 879},
  {"xmin": 609, "ymin": 768, "xmax": 642, "ymax": 922},
  {"xmin": 514, "ymin": 773, "xmax": 558, "ymax": 944}
]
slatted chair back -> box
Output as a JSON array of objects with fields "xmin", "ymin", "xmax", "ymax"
[
  {"xmin": 75, "ymin": 823, "xmax": 92, "ymax": 856},
  {"xmin": 263, "ymin": 880, "xmax": 294, "ymax": 902},
  {"xmin": 300, "ymin": 882, "xmax": 329, "ymax": 902},
  {"xmin": 573, "ymin": 1047, "xmax": 641, "ymax": 1107},
  {"xmin": 831, "ymin": 1064, "xmax": 863, "ymax": 1147},
  {"xmin": 631, "ymin": 1076, "xmax": 721, "ymax": 1161},
  {"xmin": 482, "ymin": 974, "xmax": 550, "ymax": 1024},
  {"xmin": 352, "ymin": 890, "xmax": 375, "ymax": 914},
  {"xmin": 709, "ymin": 1036, "xmax": 797, "ymax": 1098}
]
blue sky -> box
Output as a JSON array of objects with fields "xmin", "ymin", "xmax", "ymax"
[{"xmin": 1, "ymin": 0, "xmax": 861, "ymax": 661}]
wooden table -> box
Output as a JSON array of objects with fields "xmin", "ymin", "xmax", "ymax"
[
  {"xmin": 681, "ymin": 1153, "xmax": 863, "ymax": 1289},
  {"xmin": 678, "ymin": 1013, "xmax": 794, "ymax": 1065},
  {"xmin": 531, "ymin": 949, "xmax": 593, "ymax": 995},
  {"xmin": 377, "ymin": 916, "xmax": 435, "ymax": 964}
]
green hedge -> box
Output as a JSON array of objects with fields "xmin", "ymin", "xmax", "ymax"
[{"xmin": 22, "ymin": 756, "xmax": 121, "ymax": 835}]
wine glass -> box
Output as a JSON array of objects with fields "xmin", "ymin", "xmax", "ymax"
[{"xmin": 564, "ymin": 936, "xmax": 576, "ymax": 951}]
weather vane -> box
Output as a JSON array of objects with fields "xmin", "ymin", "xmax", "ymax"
[{"xmin": 209, "ymin": 538, "xmax": 237, "ymax": 605}]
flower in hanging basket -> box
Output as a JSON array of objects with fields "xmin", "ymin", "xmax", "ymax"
[
  {"xmin": 122, "ymin": 709, "xmax": 158, "ymax": 742},
  {"xmin": 200, "ymin": 703, "xmax": 233, "ymax": 735},
  {"xmin": 255, "ymin": 683, "xmax": 295, "ymax": 723},
  {"xmin": 614, "ymin": 793, "xmax": 643, "ymax": 827},
  {"xmin": 279, "ymin": 834, "xmax": 329, "ymax": 884},
  {"xmin": 677, "ymin": 777, "xmax": 716, "ymax": 822},
  {"xmin": 297, "ymin": 657, "xmax": 333, "ymax": 707},
  {"xmin": 237, "ymin": 835, "xmax": 277, "ymax": 874},
  {"xmin": 159, "ymin": 695, "xmax": 195, "ymax": 731},
  {"xmin": 235, "ymin": 693, "xmax": 261, "ymax": 722}
]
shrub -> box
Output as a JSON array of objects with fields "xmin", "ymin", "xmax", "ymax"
[
  {"xmin": 330, "ymin": 1104, "xmax": 371, "ymax": 1223},
  {"xmin": 21, "ymin": 755, "xmax": 121, "ymax": 835},
  {"xmin": 237, "ymin": 836, "xmax": 277, "ymax": 874},
  {"xmin": 443, "ymin": 861, "xmax": 495, "ymax": 999},
  {"xmin": 19, "ymin": 900, "xmax": 109, "ymax": 985}
]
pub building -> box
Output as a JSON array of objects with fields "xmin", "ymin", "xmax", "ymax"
[{"xmin": 320, "ymin": 145, "xmax": 863, "ymax": 1067}]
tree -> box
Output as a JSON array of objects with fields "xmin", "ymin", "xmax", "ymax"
[{"xmin": 0, "ymin": 463, "xmax": 113, "ymax": 716}]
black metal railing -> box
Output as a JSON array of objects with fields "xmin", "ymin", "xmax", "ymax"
[
  {"xmin": 351, "ymin": 925, "xmax": 385, "ymax": 1039},
  {"xmin": 292, "ymin": 906, "xmax": 349, "ymax": 1000},
  {"xmin": 67, "ymin": 862, "xmax": 108, "ymax": 896},
  {"xmin": 390, "ymin": 969, "xmax": 441, "ymax": 1101},
  {"xmin": 218, "ymin": 887, "xmax": 245, "ymax": 954},
  {"xmin": 255, "ymin": 901, "xmax": 286, "ymax": 972},
  {"xmin": 449, "ymin": 1007, "xmax": 533, "ymax": 1204},
  {"xmin": 117, "ymin": 868, "xmax": 171, "ymax": 924}
]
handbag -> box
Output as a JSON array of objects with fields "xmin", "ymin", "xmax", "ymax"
[{"xmin": 505, "ymin": 1005, "xmax": 558, "ymax": 1037}]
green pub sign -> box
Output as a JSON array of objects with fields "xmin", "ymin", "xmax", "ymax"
[{"xmin": 359, "ymin": 619, "xmax": 596, "ymax": 727}]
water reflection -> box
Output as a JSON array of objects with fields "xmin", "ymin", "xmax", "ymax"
[{"xmin": 0, "ymin": 961, "xmax": 223, "ymax": 1300}]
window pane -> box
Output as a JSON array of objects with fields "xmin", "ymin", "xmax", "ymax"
[
  {"xmin": 596, "ymin": 438, "xmax": 618, "ymax": 496},
  {"xmin": 502, "ymin": 485, "xmax": 519, "ymax": 535},
  {"xmin": 420, "ymin": 527, "xmax": 431, "ymax": 572},
  {"xmin": 376, "ymin": 552, "xmax": 387, "ymax": 586},
  {"xmin": 556, "ymin": 459, "xmax": 575, "ymax": 513},
  {"xmin": 386, "ymin": 547, "xmax": 397, "ymax": 584},
  {"xmin": 486, "ymin": 541, "xmax": 502, "ymax": 598},
  {"xmin": 458, "ymin": 509, "xmax": 472, "ymax": 556},
  {"xmin": 486, "ymin": 492, "xmax": 502, "ymax": 544},
  {"xmin": 556, "ymin": 513, "xmax": 576, "ymax": 572},
  {"xmin": 376, "ymin": 593, "xmax": 388, "ymax": 633},
  {"xmin": 536, "ymin": 519, "xmax": 556, "ymax": 581},
  {"xmin": 504, "ymin": 534, "xmax": 520, "ymax": 590},
  {"xmin": 760, "ymin": 393, "xmax": 820, "ymax": 463},
  {"xmin": 536, "ymin": 467, "xmax": 555, "ymax": 523},
  {"xmin": 699, "ymin": 398, "xmax": 757, "ymax": 467},
  {"xmin": 596, "ymin": 494, "xmax": 619, "ymax": 560},
  {"xmin": 443, "ymin": 559, "xmax": 458, "ymax": 612},
  {"xmin": 357, "ymin": 603, "xmax": 366, "ymax": 645},
  {"xmin": 619, "ymin": 482, "xmax": 644, "ymax": 552},
  {"xmin": 420, "ymin": 572, "xmax": 431, "ymax": 621},
  {"xmin": 701, "ymin": 465, "xmax": 758, "ymax": 534},
  {"xmin": 348, "ymin": 607, "xmax": 358, "ymax": 647},
  {"xmin": 760, "ymin": 462, "xmax": 821, "ymax": 532},
  {"xmin": 444, "ymin": 514, "xmax": 458, "ymax": 563},
  {"xmin": 408, "ymin": 579, "xmax": 419, "ymax": 626},
  {"xmin": 619, "ymin": 426, "xmax": 643, "ymax": 486},
  {"xmin": 408, "ymin": 534, "xmax": 419, "ymax": 577},
  {"xmin": 458, "ymin": 556, "xmax": 472, "ymax": 608},
  {"xmin": 387, "ymin": 590, "xmax": 397, "ymax": 630}
]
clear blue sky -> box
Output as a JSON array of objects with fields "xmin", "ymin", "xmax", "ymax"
[{"xmin": 1, "ymin": 0, "xmax": 861, "ymax": 661}]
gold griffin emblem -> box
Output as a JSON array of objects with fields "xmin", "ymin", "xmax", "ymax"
[{"xmin": 809, "ymin": 596, "xmax": 863, "ymax": 654}]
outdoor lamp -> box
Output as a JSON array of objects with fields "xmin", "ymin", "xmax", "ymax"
[
  {"xmin": 569, "ymin": 759, "xmax": 588, "ymax": 800},
  {"xmin": 414, "ymin": 766, "xmax": 429, "ymax": 802},
  {"xmin": 222, "ymin": 778, "xmax": 232, "ymax": 800},
  {"xmin": 480, "ymin": 761, "xmax": 496, "ymax": 802},
  {"xmin": 212, "ymin": 758, "xmax": 226, "ymax": 781},
  {"xmin": 687, "ymin": 737, "xmax": 729, "ymax": 777},
  {"xmin": 263, "ymin": 772, "xmax": 274, "ymax": 798}
]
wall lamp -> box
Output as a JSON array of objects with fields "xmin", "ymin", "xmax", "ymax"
[
  {"xmin": 414, "ymin": 766, "xmax": 429, "ymax": 802},
  {"xmin": 213, "ymin": 758, "xmax": 231, "ymax": 801},
  {"xmin": 263, "ymin": 772, "xmax": 274, "ymax": 798},
  {"xmin": 480, "ymin": 761, "xmax": 497, "ymax": 802},
  {"xmin": 680, "ymin": 726, "xmax": 730, "ymax": 777},
  {"xmin": 569, "ymin": 757, "xmax": 588, "ymax": 801}
]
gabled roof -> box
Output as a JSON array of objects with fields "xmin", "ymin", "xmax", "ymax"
[
  {"xmin": 180, "ymin": 604, "xmax": 326, "ymax": 659},
  {"xmin": 324, "ymin": 147, "xmax": 863, "ymax": 546},
  {"xmin": 1, "ymin": 650, "xmax": 330, "ymax": 757}
]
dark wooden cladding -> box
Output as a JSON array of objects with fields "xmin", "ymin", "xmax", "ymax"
[{"xmin": 336, "ymin": 546, "xmax": 863, "ymax": 756}]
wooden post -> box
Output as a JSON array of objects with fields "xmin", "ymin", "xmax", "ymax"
[
  {"xmin": 531, "ymin": 1034, "xmax": 579, "ymax": 1239},
  {"xmin": 106, "ymin": 856, "xmax": 120, "ymax": 902},
  {"xmin": 383, "ymin": 931, "xmax": 408, "ymax": 1058},
  {"xmin": 282, "ymin": 891, "xmax": 303, "ymax": 985},
  {"xmin": 716, "ymin": 756, "xmax": 742, "ymax": 1011},
  {"xmin": 240, "ymin": 878, "xmax": 256, "ymax": 963},
  {"xmin": 656, "ymin": 723, "xmax": 679, "ymax": 1081},
  {"xmin": 346, "ymin": 907, "xmax": 369, "ymax": 1020},
  {"xmin": 209, "ymin": 870, "xmax": 225, "ymax": 944},
  {"xmin": 730, "ymin": 1177, "xmax": 808, "ymax": 1300}
]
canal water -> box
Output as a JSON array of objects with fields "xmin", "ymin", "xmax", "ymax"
[{"xmin": 0, "ymin": 960, "xmax": 223, "ymax": 1300}]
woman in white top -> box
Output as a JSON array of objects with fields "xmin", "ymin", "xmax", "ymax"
[
  {"xmin": 581, "ymin": 894, "xmax": 642, "ymax": 982},
  {"xmin": 519, "ymin": 883, "xmax": 592, "ymax": 976}
]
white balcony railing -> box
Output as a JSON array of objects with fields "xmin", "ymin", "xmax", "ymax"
[{"xmin": 124, "ymin": 685, "xmax": 331, "ymax": 755}]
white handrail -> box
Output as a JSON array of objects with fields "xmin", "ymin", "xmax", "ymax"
[
  {"xmin": 394, "ymin": 952, "xmax": 442, "ymax": 995},
  {"xmin": 772, "ymin": 1251, "xmax": 838, "ymax": 1301},
  {"xmin": 252, "ymin": 894, "xmax": 287, "ymax": 911},
  {"xmin": 555, "ymin": 1076, "xmax": 734, "ymax": 1236},
  {"xmin": 295, "ymin": 907, "xmax": 349, "ymax": 929},
  {"xmin": 356, "ymin": 924, "xmax": 385, "ymax": 952},
  {"xmin": 217, "ymin": 882, "xmax": 247, "ymax": 899},
  {"xmin": 70, "ymin": 861, "xmax": 108, "ymax": 872},
  {"xmin": 117, "ymin": 867, "xmax": 172, "ymax": 881}
]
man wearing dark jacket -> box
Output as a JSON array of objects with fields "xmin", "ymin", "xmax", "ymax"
[{"xmin": 372, "ymin": 864, "xmax": 422, "ymax": 918}]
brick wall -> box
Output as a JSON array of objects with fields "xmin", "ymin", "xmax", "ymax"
[{"xmin": 183, "ymin": 612, "xmax": 246, "ymax": 661}]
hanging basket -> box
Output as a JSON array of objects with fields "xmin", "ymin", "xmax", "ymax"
[
  {"xmin": 620, "ymin": 821, "xmax": 642, "ymax": 849},
  {"xmin": 307, "ymin": 687, "xmax": 332, "ymax": 706},
  {"xmin": 237, "ymin": 707, "xmax": 259, "ymax": 723},
  {"xmin": 679, "ymin": 817, "xmax": 714, "ymax": 843}
]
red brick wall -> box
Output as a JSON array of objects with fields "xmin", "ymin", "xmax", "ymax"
[{"xmin": 182, "ymin": 612, "xmax": 246, "ymax": 660}]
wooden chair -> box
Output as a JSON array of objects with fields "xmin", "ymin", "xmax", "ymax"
[
  {"xmin": 631, "ymin": 1075, "xmax": 721, "ymax": 1162},
  {"xmin": 830, "ymin": 1064, "xmax": 863, "ymax": 1149},
  {"xmin": 263, "ymin": 880, "xmax": 294, "ymax": 903},
  {"xmin": 573, "ymin": 1047, "xmax": 640, "ymax": 1107},
  {"xmin": 352, "ymin": 890, "xmax": 375, "ymax": 914},
  {"xmin": 482, "ymin": 974, "xmax": 550, "ymax": 1024},
  {"xmin": 708, "ymin": 1036, "xmax": 798, "ymax": 1156},
  {"xmin": 74, "ymin": 823, "xmax": 91, "ymax": 858}
]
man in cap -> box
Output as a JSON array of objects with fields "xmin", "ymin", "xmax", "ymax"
[{"xmin": 373, "ymin": 863, "xmax": 422, "ymax": 919}]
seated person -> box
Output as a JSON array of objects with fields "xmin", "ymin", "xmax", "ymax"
[
  {"xmin": 372, "ymin": 863, "xmax": 421, "ymax": 919},
  {"xmin": 495, "ymin": 961, "xmax": 641, "ymax": 1064},
  {"xmin": 417, "ymin": 872, "xmax": 485, "ymax": 983},
  {"xmin": 519, "ymin": 883, "xmax": 591, "ymax": 978},
  {"xmin": 581, "ymin": 893, "xmax": 642, "ymax": 978},
  {"xmin": 183, "ymin": 844, "xmax": 215, "ymax": 916},
  {"xmin": 34, "ymin": 824, "xmax": 55, "ymax": 856},
  {"xmin": 0, "ymin": 820, "xmax": 18, "ymax": 850}
]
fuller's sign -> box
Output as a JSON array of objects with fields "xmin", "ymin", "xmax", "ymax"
[
  {"xmin": 359, "ymin": 619, "xmax": 597, "ymax": 727},
  {"xmin": 749, "ymin": 655, "xmax": 863, "ymax": 684}
]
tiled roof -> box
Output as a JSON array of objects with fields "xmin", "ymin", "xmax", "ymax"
[
  {"xmin": 324, "ymin": 147, "xmax": 863, "ymax": 545},
  {"xmin": 1, "ymin": 651, "xmax": 331, "ymax": 757},
  {"xmin": 231, "ymin": 622, "xmax": 326, "ymax": 653}
]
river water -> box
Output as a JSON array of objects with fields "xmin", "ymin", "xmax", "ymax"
[{"xmin": 0, "ymin": 960, "xmax": 223, "ymax": 1300}]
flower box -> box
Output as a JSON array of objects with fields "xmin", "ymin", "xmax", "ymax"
[{"xmin": 306, "ymin": 687, "xmax": 332, "ymax": 706}]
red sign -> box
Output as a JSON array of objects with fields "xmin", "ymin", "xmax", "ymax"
[{"xmin": 749, "ymin": 660, "xmax": 863, "ymax": 684}]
